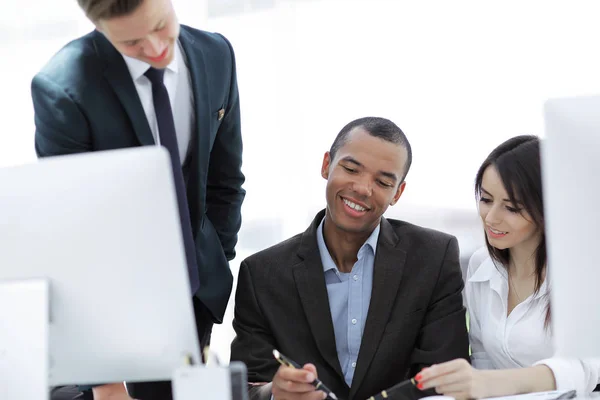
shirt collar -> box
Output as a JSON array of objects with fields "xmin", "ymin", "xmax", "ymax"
[
  {"xmin": 468, "ymin": 253, "xmax": 549, "ymax": 300},
  {"xmin": 316, "ymin": 216, "xmax": 380, "ymax": 273},
  {"xmin": 468, "ymin": 255, "xmax": 500, "ymax": 283},
  {"xmin": 122, "ymin": 41, "xmax": 181, "ymax": 81}
]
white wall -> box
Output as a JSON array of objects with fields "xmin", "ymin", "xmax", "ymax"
[{"xmin": 205, "ymin": 0, "xmax": 600, "ymax": 220}]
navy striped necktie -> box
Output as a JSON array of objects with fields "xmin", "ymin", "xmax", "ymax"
[{"xmin": 144, "ymin": 67, "xmax": 200, "ymax": 295}]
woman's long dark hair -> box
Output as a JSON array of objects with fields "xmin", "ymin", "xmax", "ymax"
[{"xmin": 474, "ymin": 135, "xmax": 550, "ymax": 327}]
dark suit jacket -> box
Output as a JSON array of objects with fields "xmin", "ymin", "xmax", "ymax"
[
  {"xmin": 230, "ymin": 210, "xmax": 469, "ymax": 400},
  {"xmin": 31, "ymin": 26, "xmax": 245, "ymax": 323}
]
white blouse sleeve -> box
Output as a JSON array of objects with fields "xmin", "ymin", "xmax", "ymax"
[
  {"xmin": 466, "ymin": 248, "xmax": 494, "ymax": 370},
  {"xmin": 534, "ymin": 358, "xmax": 600, "ymax": 394}
]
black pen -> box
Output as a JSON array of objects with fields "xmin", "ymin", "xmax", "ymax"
[
  {"xmin": 366, "ymin": 377, "xmax": 418, "ymax": 400},
  {"xmin": 272, "ymin": 349, "xmax": 338, "ymax": 400}
]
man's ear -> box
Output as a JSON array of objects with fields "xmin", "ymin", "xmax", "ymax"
[
  {"xmin": 321, "ymin": 152, "xmax": 331, "ymax": 180},
  {"xmin": 390, "ymin": 181, "xmax": 407, "ymax": 206}
]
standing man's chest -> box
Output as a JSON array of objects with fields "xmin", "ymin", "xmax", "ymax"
[{"xmin": 123, "ymin": 42, "xmax": 195, "ymax": 164}]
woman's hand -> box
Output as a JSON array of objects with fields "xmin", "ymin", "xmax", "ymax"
[{"xmin": 417, "ymin": 359, "xmax": 489, "ymax": 400}]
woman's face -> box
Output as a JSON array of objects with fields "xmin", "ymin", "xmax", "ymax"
[{"xmin": 478, "ymin": 165, "xmax": 541, "ymax": 252}]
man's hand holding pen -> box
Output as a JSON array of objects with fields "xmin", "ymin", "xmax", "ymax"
[
  {"xmin": 272, "ymin": 363, "xmax": 327, "ymax": 400},
  {"xmin": 272, "ymin": 350, "xmax": 337, "ymax": 399}
]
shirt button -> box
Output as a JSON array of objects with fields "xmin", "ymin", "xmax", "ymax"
[
  {"xmin": 352, "ymin": 362, "xmax": 357, "ymax": 368},
  {"xmin": 353, "ymin": 275, "xmax": 358, "ymax": 281},
  {"xmin": 351, "ymin": 318, "xmax": 357, "ymax": 325}
]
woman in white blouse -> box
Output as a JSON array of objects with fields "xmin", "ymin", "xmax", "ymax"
[{"xmin": 417, "ymin": 135, "xmax": 600, "ymax": 399}]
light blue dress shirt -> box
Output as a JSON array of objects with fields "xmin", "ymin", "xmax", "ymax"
[{"xmin": 316, "ymin": 217, "xmax": 380, "ymax": 387}]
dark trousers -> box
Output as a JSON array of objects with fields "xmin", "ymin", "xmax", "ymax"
[{"xmin": 51, "ymin": 296, "xmax": 213, "ymax": 400}]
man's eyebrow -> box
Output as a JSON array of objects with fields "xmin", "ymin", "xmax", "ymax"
[
  {"xmin": 339, "ymin": 156, "xmax": 361, "ymax": 166},
  {"xmin": 121, "ymin": 19, "xmax": 165, "ymax": 43},
  {"xmin": 339, "ymin": 156, "xmax": 397, "ymax": 181},
  {"xmin": 379, "ymin": 171, "xmax": 398, "ymax": 182}
]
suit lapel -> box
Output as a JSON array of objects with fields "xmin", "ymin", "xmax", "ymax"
[
  {"xmin": 179, "ymin": 27, "xmax": 211, "ymax": 176},
  {"xmin": 349, "ymin": 218, "xmax": 408, "ymax": 399},
  {"xmin": 293, "ymin": 211, "xmax": 345, "ymax": 380},
  {"xmin": 93, "ymin": 31, "xmax": 154, "ymax": 146}
]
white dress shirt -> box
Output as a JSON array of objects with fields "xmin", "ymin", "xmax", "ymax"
[
  {"xmin": 122, "ymin": 42, "xmax": 195, "ymax": 164},
  {"xmin": 466, "ymin": 247, "xmax": 600, "ymax": 393}
]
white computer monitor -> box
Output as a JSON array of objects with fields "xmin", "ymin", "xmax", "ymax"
[
  {"xmin": 0, "ymin": 147, "xmax": 200, "ymax": 386},
  {"xmin": 542, "ymin": 94, "xmax": 600, "ymax": 358}
]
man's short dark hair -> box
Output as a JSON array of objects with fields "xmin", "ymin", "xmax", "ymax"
[
  {"xmin": 77, "ymin": 0, "xmax": 144, "ymax": 21},
  {"xmin": 329, "ymin": 117, "xmax": 412, "ymax": 182}
]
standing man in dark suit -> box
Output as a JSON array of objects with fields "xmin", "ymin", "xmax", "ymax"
[
  {"xmin": 32, "ymin": 0, "xmax": 245, "ymax": 399},
  {"xmin": 230, "ymin": 117, "xmax": 469, "ymax": 400}
]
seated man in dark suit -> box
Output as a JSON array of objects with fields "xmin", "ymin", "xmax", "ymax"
[{"xmin": 230, "ymin": 117, "xmax": 470, "ymax": 400}]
